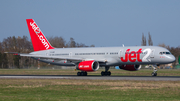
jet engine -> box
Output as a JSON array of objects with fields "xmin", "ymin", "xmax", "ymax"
[
  {"xmin": 119, "ymin": 65, "xmax": 141, "ymax": 71},
  {"xmin": 76, "ymin": 60, "xmax": 99, "ymax": 72}
]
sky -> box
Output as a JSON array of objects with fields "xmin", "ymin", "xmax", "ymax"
[{"xmin": 0, "ymin": 0, "xmax": 180, "ymax": 47}]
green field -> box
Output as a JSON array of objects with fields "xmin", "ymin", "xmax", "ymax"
[{"xmin": 0, "ymin": 69, "xmax": 180, "ymax": 101}]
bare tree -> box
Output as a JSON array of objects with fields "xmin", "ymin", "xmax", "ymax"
[
  {"xmin": 141, "ymin": 33, "xmax": 146, "ymax": 46},
  {"xmin": 0, "ymin": 42, "xmax": 2, "ymax": 52},
  {"xmin": 67, "ymin": 37, "xmax": 76, "ymax": 48},
  {"xmin": 2, "ymin": 36, "xmax": 15, "ymax": 68},
  {"xmin": 2, "ymin": 36, "xmax": 34, "ymax": 68},
  {"xmin": 90, "ymin": 45, "xmax": 95, "ymax": 47},
  {"xmin": 148, "ymin": 32, "xmax": 153, "ymax": 46},
  {"xmin": 0, "ymin": 52, "xmax": 2, "ymax": 68},
  {"xmin": 76, "ymin": 43, "xmax": 88, "ymax": 47},
  {"xmin": 2, "ymin": 53, "xmax": 8, "ymax": 68},
  {"xmin": 158, "ymin": 43, "xmax": 171, "ymax": 50},
  {"xmin": 48, "ymin": 36, "xmax": 66, "ymax": 48}
]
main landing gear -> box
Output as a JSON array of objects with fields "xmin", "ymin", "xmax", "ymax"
[
  {"xmin": 77, "ymin": 71, "xmax": 87, "ymax": 76},
  {"xmin": 101, "ymin": 66, "xmax": 111, "ymax": 76}
]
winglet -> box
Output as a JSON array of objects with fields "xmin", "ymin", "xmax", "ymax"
[{"xmin": 26, "ymin": 19, "xmax": 54, "ymax": 51}]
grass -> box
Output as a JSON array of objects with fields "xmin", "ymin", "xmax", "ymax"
[
  {"xmin": 0, "ymin": 69, "xmax": 180, "ymax": 101},
  {"xmin": 0, "ymin": 79, "xmax": 180, "ymax": 101},
  {"xmin": 0, "ymin": 69, "xmax": 180, "ymax": 76}
]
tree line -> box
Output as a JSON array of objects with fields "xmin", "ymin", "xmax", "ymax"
[{"xmin": 0, "ymin": 36, "xmax": 94, "ymax": 69}]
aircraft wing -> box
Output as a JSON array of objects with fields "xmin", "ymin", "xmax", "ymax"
[
  {"xmin": 20, "ymin": 54, "xmax": 83, "ymax": 61},
  {"xmin": 5, "ymin": 52, "xmax": 106, "ymax": 62}
]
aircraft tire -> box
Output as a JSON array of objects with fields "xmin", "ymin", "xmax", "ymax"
[
  {"xmin": 154, "ymin": 72, "xmax": 157, "ymax": 76},
  {"xmin": 101, "ymin": 71, "xmax": 105, "ymax": 76},
  {"xmin": 77, "ymin": 72, "xmax": 87, "ymax": 76},
  {"xmin": 105, "ymin": 71, "xmax": 107, "ymax": 76},
  {"xmin": 101, "ymin": 71, "xmax": 111, "ymax": 76},
  {"xmin": 77, "ymin": 72, "xmax": 81, "ymax": 76},
  {"xmin": 151, "ymin": 72, "xmax": 157, "ymax": 76},
  {"xmin": 80, "ymin": 72, "xmax": 84, "ymax": 76},
  {"xmin": 108, "ymin": 71, "xmax": 111, "ymax": 76},
  {"xmin": 84, "ymin": 72, "xmax": 87, "ymax": 76}
]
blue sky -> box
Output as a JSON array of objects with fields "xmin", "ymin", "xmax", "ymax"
[{"xmin": 0, "ymin": 0, "xmax": 180, "ymax": 47}]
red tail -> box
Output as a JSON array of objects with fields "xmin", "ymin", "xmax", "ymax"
[{"xmin": 26, "ymin": 19, "xmax": 54, "ymax": 51}]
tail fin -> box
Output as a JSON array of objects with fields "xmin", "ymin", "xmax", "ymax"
[{"xmin": 26, "ymin": 19, "xmax": 54, "ymax": 51}]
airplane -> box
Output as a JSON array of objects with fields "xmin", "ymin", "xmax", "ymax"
[{"xmin": 6, "ymin": 19, "xmax": 176, "ymax": 76}]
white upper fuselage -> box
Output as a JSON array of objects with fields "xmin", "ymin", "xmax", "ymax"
[{"xmin": 30, "ymin": 46, "xmax": 176, "ymax": 66}]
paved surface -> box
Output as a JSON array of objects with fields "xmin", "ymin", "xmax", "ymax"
[{"xmin": 0, "ymin": 75, "xmax": 180, "ymax": 81}]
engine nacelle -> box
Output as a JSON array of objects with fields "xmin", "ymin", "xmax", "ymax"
[
  {"xmin": 119, "ymin": 65, "xmax": 141, "ymax": 71},
  {"xmin": 76, "ymin": 60, "xmax": 99, "ymax": 72}
]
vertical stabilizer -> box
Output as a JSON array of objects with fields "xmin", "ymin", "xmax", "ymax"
[{"xmin": 26, "ymin": 19, "xmax": 54, "ymax": 51}]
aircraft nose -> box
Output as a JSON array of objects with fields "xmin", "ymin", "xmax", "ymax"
[
  {"xmin": 164, "ymin": 55, "xmax": 176, "ymax": 63},
  {"xmin": 171, "ymin": 55, "xmax": 176, "ymax": 63}
]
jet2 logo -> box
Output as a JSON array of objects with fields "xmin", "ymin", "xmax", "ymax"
[
  {"xmin": 30, "ymin": 22, "xmax": 41, "ymax": 34},
  {"xmin": 142, "ymin": 48, "xmax": 152, "ymax": 62},
  {"xmin": 30, "ymin": 21, "xmax": 50, "ymax": 49},
  {"xmin": 121, "ymin": 48, "xmax": 152, "ymax": 62}
]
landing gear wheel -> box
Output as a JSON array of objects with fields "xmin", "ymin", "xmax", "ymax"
[
  {"xmin": 101, "ymin": 71, "xmax": 105, "ymax": 76},
  {"xmin": 83, "ymin": 72, "xmax": 87, "ymax": 76},
  {"xmin": 101, "ymin": 71, "xmax": 111, "ymax": 76},
  {"xmin": 151, "ymin": 72, "xmax": 157, "ymax": 76},
  {"xmin": 108, "ymin": 71, "xmax": 111, "ymax": 76},
  {"xmin": 77, "ymin": 72, "xmax": 81, "ymax": 76},
  {"xmin": 80, "ymin": 72, "xmax": 83, "ymax": 76},
  {"xmin": 151, "ymin": 66, "xmax": 158, "ymax": 76},
  {"xmin": 77, "ymin": 72, "xmax": 87, "ymax": 76}
]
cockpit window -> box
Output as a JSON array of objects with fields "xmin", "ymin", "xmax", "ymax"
[
  {"xmin": 166, "ymin": 52, "xmax": 171, "ymax": 54},
  {"xmin": 159, "ymin": 52, "xmax": 171, "ymax": 55}
]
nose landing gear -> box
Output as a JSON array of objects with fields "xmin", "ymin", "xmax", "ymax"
[{"xmin": 151, "ymin": 66, "xmax": 158, "ymax": 76}]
